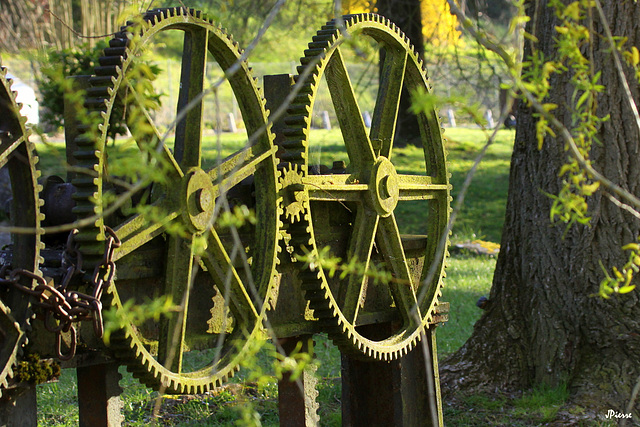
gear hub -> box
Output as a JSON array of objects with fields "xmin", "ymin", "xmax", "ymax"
[
  {"xmin": 183, "ymin": 168, "xmax": 215, "ymax": 233},
  {"xmin": 368, "ymin": 157, "xmax": 399, "ymax": 217}
]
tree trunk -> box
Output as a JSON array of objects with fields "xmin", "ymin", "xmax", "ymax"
[
  {"xmin": 376, "ymin": 0, "xmax": 423, "ymax": 146},
  {"xmin": 441, "ymin": 0, "xmax": 640, "ymax": 417}
]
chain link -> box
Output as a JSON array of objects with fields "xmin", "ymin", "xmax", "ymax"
[{"xmin": 0, "ymin": 226, "xmax": 120, "ymax": 360}]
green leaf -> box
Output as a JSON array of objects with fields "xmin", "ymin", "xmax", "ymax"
[
  {"xmin": 622, "ymin": 243, "xmax": 640, "ymax": 251},
  {"xmin": 575, "ymin": 91, "xmax": 590, "ymax": 109},
  {"xmin": 618, "ymin": 285, "xmax": 636, "ymax": 294},
  {"xmin": 563, "ymin": 2, "xmax": 581, "ymax": 20},
  {"xmin": 581, "ymin": 181, "xmax": 600, "ymax": 196}
]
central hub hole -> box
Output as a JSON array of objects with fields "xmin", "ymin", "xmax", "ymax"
[
  {"xmin": 379, "ymin": 175, "xmax": 392, "ymax": 199},
  {"xmin": 195, "ymin": 188, "xmax": 213, "ymax": 213}
]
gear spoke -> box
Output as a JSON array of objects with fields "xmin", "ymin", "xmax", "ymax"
[
  {"xmin": 305, "ymin": 174, "xmax": 368, "ymax": 201},
  {"xmin": 175, "ymin": 27, "xmax": 209, "ymax": 168},
  {"xmin": 371, "ymin": 49, "xmax": 407, "ymax": 159},
  {"xmin": 202, "ymin": 228, "xmax": 260, "ymax": 324},
  {"xmin": 326, "ymin": 46, "xmax": 375, "ymax": 167},
  {"xmin": 397, "ymin": 174, "xmax": 450, "ymax": 201},
  {"xmin": 158, "ymin": 234, "xmax": 197, "ymax": 374},
  {"xmin": 340, "ymin": 209, "xmax": 379, "ymax": 323},
  {"xmin": 377, "ymin": 214, "xmax": 421, "ymax": 323},
  {"xmin": 0, "ymin": 134, "xmax": 26, "ymax": 169},
  {"xmin": 112, "ymin": 197, "xmax": 180, "ymax": 262},
  {"xmin": 207, "ymin": 144, "xmax": 277, "ymax": 197}
]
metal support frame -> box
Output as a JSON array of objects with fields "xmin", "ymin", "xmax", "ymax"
[{"xmin": 0, "ymin": 38, "xmax": 449, "ymax": 426}]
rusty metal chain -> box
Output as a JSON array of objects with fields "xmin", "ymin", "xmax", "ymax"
[{"xmin": 0, "ymin": 226, "xmax": 120, "ymax": 360}]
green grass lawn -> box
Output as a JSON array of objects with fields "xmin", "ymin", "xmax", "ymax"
[
  {"xmin": 32, "ymin": 127, "xmax": 512, "ymax": 425},
  {"xmin": 445, "ymin": 127, "xmax": 514, "ymax": 244}
]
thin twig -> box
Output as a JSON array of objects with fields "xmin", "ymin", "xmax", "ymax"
[
  {"xmin": 622, "ymin": 372, "xmax": 640, "ymax": 427},
  {"xmin": 416, "ymin": 98, "xmax": 516, "ymax": 309},
  {"xmin": 604, "ymin": 191, "xmax": 640, "ymax": 221},
  {"xmin": 413, "ymin": 1, "xmax": 526, "ymax": 313}
]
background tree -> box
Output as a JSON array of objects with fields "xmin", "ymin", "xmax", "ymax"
[
  {"xmin": 343, "ymin": 0, "xmax": 460, "ymax": 145},
  {"xmin": 0, "ymin": 0, "xmax": 132, "ymax": 52},
  {"xmin": 343, "ymin": 0, "xmax": 459, "ymax": 48},
  {"xmin": 441, "ymin": 0, "xmax": 640, "ymax": 416},
  {"xmin": 460, "ymin": 0, "xmax": 516, "ymax": 25},
  {"xmin": 166, "ymin": 0, "xmax": 335, "ymax": 60}
]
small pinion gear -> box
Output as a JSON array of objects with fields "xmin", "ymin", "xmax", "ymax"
[{"xmin": 279, "ymin": 163, "xmax": 309, "ymax": 223}]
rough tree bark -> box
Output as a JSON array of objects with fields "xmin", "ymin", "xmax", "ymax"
[{"xmin": 441, "ymin": 0, "xmax": 640, "ymax": 417}]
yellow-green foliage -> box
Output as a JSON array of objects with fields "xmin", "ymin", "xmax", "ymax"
[
  {"xmin": 342, "ymin": 0, "xmax": 460, "ymax": 46},
  {"xmin": 297, "ymin": 245, "xmax": 396, "ymax": 287},
  {"xmin": 528, "ymin": 0, "xmax": 606, "ymax": 231},
  {"xmin": 599, "ymin": 241, "xmax": 640, "ymax": 298},
  {"xmin": 102, "ymin": 296, "xmax": 176, "ymax": 345},
  {"xmin": 521, "ymin": 0, "xmax": 640, "ymax": 298}
]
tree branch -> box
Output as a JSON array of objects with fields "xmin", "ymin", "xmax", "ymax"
[{"xmin": 446, "ymin": 0, "xmax": 640, "ymax": 214}]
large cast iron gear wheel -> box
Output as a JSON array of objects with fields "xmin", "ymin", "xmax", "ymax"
[
  {"xmin": 72, "ymin": 8, "xmax": 280, "ymax": 394},
  {"xmin": 282, "ymin": 14, "xmax": 451, "ymax": 360},
  {"xmin": 0, "ymin": 66, "xmax": 43, "ymax": 391}
]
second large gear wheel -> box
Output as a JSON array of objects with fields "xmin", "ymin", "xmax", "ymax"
[
  {"xmin": 281, "ymin": 14, "xmax": 451, "ymax": 360},
  {"xmin": 0, "ymin": 65, "xmax": 43, "ymax": 392},
  {"xmin": 72, "ymin": 8, "xmax": 280, "ymax": 393}
]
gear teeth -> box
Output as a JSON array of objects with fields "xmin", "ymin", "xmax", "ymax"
[
  {"xmin": 74, "ymin": 8, "xmax": 280, "ymax": 394},
  {"xmin": 0, "ymin": 68, "xmax": 42, "ymax": 394},
  {"xmin": 279, "ymin": 13, "xmax": 450, "ymax": 362}
]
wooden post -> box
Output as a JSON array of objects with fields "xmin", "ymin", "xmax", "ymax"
[
  {"xmin": 277, "ymin": 336, "xmax": 319, "ymax": 426},
  {"xmin": 340, "ymin": 323, "xmax": 443, "ymax": 427},
  {"xmin": 399, "ymin": 328, "xmax": 442, "ymax": 427},
  {"xmin": 77, "ymin": 362, "xmax": 123, "ymax": 427},
  {"xmin": 341, "ymin": 323, "xmax": 400, "ymax": 427},
  {"xmin": 0, "ymin": 385, "xmax": 37, "ymax": 427},
  {"xmin": 263, "ymin": 74, "xmax": 294, "ymax": 153},
  {"xmin": 341, "ymin": 351, "xmax": 399, "ymax": 426}
]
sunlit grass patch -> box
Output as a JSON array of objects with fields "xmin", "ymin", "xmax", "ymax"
[{"xmin": 437, "ymin": 254, "xmax": 496, "ymax": 358}]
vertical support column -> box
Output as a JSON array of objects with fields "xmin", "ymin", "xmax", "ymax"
[
  {"xmin": 277, "ymin": 336, "xmax": 319, "ymax": 427},
  {"xmin": 63, "ymin": 75, "xmax": 91, "ymax": 183},
  {"xmin": 263, "ymin": 74, "xmax": 294, "ymax": 153},
  {"xmin": 341, "ymin": 323, "xmax": 400, "ymax": 426},
  {"xmin": 0, "ymin": 385, "xmax": 37, "ymax": 427},
  {"xmin": 340, "ymin": 323, "xmax": 444, "ymax": 427},
  {"xmin": 77, "ymin": 362, "xmax": 123, "ymax": 427},
  {"xmin": 398, "ymin": 328, "xmax": 442, "ymax": 427},
  {"xmin": 265, "ymin": 73, "xmax": 320, "ymax": 426}
]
